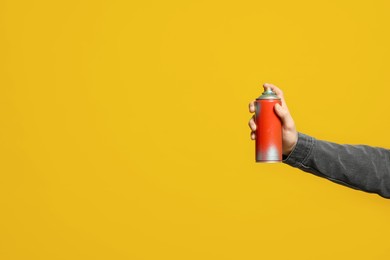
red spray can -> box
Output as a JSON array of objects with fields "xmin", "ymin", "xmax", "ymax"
[{"xmin": 255, "ymin": 88, "xmax": 282, "ymax": 162}]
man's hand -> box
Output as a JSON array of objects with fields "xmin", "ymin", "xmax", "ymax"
[{"xmin": 248, "ymin": 83, "xmax": 298, "ymax": 156}]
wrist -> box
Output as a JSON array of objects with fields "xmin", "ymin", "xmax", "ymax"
[{"xmin": 283, "ymin": 132, "xmax": 298, "ymax": 156}]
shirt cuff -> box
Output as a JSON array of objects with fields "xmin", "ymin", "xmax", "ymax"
[{"xmin": 282, "ymin": 132, "xmax": 315, "ymax": 167}]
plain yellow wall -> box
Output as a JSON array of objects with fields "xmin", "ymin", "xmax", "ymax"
[{"xmin": 1, "ymin": 0, "xmax": 390, "ymax": 259}]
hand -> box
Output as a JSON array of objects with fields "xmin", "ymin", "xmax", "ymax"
[{"xmin": 248, "ymin": 83, "xmax": 298, "ymax": 156}]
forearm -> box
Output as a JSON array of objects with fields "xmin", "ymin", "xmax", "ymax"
[{"xmin": 283, "ymin": 133, "xmax": 390, "ymax": 198}]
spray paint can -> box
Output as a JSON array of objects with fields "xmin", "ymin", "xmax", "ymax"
[{"xmin": 255, "ymin": 88, "xmax": 282, "ymax": 162}]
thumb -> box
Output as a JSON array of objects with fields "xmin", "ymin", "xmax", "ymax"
[{"xmin": 274, "ymin": 103, "xmax": 288, "ymax": 123}]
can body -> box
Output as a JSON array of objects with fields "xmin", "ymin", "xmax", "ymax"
[{"xmin": 255, "ymin": 98, "xmax": 282, "ymax": 162}]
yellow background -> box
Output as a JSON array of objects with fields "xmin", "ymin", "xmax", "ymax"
[{"xmin": 1, "ymin": 0, "xmax": 390, "ymax": 259}]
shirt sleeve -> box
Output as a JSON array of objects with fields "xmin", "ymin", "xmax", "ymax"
[{"xmin": 283, "ymin": 132, "xmax": 390, "ymax": 199}]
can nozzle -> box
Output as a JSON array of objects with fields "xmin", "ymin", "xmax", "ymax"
[
  {"xmin": 257, "ymin": 87, "xmax": 280, "ymax": 100},
  {"xmin": 262, "ymin": 87, "xmax": 274, "ymax": 95}
]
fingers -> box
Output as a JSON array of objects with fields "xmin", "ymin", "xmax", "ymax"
[
  {"xmin": 274, "ymin": 103, "xmax": 286, "ymax": 122},
  {"xmin": 263, "ymin": 83, "xmax": 283, "ymax": 98},
  {"xmin": 263, "ymin": 83, "xmax": 288, "ymax": 108},
  {"xmin": 249, "ymin": 101, "xmax": 255, "ymax": 113},
  {"xmin": 249, "ymin": 116, "xmax": 256, "ymax": 140},
  {"xmin": 249, "ymin": 102, "xmax": 256, "ymax": 140},
  {"xmin": 248, "ymin": 115, "xmax": 256, "ymax": 131},
  {"xmin": 274, "ymin": 103, "xmax": 295, "ymax": 130}
]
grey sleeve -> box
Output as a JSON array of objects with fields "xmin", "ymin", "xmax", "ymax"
[{"xmin": 283, "ymin": 133, "xmax": 390, "ymax": 199}]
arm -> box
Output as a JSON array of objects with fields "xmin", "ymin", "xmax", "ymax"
[
  {"xmin": 249, "ymin": 83, "xmax": 390, "ymax": 199},
  {"xmin": 284, "ymin": 133, "xmax": 390, "ymax": 198}
]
